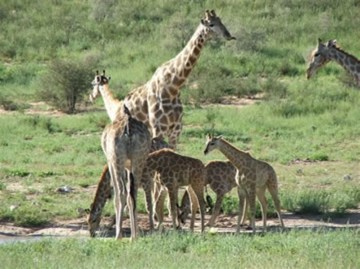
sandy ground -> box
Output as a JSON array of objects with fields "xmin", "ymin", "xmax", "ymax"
[{"xmin": 1, "ymin": 209, "xmax": 359, "ymax": 242}]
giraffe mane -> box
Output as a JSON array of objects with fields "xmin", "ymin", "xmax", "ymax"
[{"xmin": 330, "ymin": 43, "xmax": 360, "ymax": 63}]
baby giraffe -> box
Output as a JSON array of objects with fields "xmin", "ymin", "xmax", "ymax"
[
  {"xmin": 142, "ymin": 149, "xmax": 206, "ymax": 232},
  {"xmin": 203, "ymin": 135, "xmax": 284, "ymax": 233},
  {"xmin": 93, "ymin": 71, "xmax": 151, "ymax": 240}
]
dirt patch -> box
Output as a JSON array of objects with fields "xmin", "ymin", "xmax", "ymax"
[{"xmin": 1, "ymin": 209, "xmax": 359, "ymax": 240}]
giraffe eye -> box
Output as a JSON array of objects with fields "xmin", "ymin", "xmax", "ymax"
[
  {"xmin": 314, "ymin": 53, "xmax": 320, "ymax": 57},
  {"xmin": 209, "ymin": 23, "xmax": 214, "ymax": 27}
]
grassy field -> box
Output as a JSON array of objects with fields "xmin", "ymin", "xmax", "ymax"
[
  {"xmin": 0, "ymin": 0, "xmax": 359, "ymax": 268},
  {"xmin": 1, "ymin": 230, "xmax": 359, "ymax": 269}
]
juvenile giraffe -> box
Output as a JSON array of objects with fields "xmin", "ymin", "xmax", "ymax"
[
  {"xmin": 203, "ymin": 135, "xmax": 284, "ymax": 233},
  {"xmin": 179, "ymin": 160, "xmax": 284, "ymax": 229},
  {"xmin": 123, "ymin": 10, "xmax": 235, "ymax": 149},
  {"xmin": 93, "ymin": 72, "xmax": 151, "ymax": 240},
  {"xmin": 178, "ymin": 161, "xmax": 237, "ymax": 227},
  {"xmin": 87, "ymin": 137, "xmax": 170, "ymax": 237},
  {"xmin": 143, "ymin": 149, "xmax": 206, "ymax": 232},
  {"xmin": 307, "ymin": 39, "xmax": 360, "ymax": 86}
]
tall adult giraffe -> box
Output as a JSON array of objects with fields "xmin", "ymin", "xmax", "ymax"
[
  {"xmin": 124, "ymin": 10, "xmax": 235, "ymax": 149},
  {"xmin": 307, "ymin": 39, "xmax": 360, "ymax": 86}
]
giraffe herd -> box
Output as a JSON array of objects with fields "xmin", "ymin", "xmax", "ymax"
[{"xmin": 87, "ymin": 10, "xmax": 359, "ymax": 239}]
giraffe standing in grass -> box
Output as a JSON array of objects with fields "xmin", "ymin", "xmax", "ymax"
[
  {"xmin": 142, "ymin": 149, "xmax": 206, "ymax": 232},
  {"xmin": 307, "ymin": 39, "xmax": 360, "ymax": 86},
  {"xmin": 123, "ymin": 10, "xmax": 235, "ymax": 149},
  {"xmin": 87, "ymin": 137, "xmax": 170, "ymax": 237},
  {"xmin": 203, "ymin": 135, "xmax": 284, "ymax": 233},
  {"xmin": 92, "ymin": 71, "xmax": 151, "ymax": 240}
]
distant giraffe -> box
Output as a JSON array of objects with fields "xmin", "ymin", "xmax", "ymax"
[
  {"xmin": 123, "ymin": 10, "xmax": 235, "ymax": 149},
  {"xmin": 93, "ymin": 71, "xmax": 151, "ymax": 240},
  {"xmin": 87, "ymin": 137, "xmax": 170, "ymax": 237},
  {"xmin": 143, "ymin": 149, "xmax": 206, "ymax": 232},
  {"xmin": 307, "ymin": 39, "xmax": 360, "ymax": 86},
  {"xmin": 203, "ymin": 135, "xmax": 284, "ymax": 233}
]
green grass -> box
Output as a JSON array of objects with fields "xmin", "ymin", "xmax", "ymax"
[
  {"xmin": 0, "ymin": 230, "xmax": 359, "ymax": 269},
  {"xmin": 0, "ymin": 1, "xmax": 359, "ymax": 267}
]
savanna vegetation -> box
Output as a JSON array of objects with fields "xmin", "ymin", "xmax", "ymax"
[{"xmin": 0, "ymin": 0, "xmax": 359, "ymax": 268}]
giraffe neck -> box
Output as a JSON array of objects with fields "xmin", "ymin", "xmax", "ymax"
[
  {"xmin": 99, "ymin": 84, "xmax": 122, "ymax": 122},
  {"xmin": 156, "ymin": 23, "xmax": 210, "ymax": 94},
  {"xmin": 217, "ymin": 139, "xmax": 251, "ymax": 167},
  {"xmin": 90, "ymin": 165, "xmax": 113, "ymax": 224},
  {"xmin": 328, "ymin": 46, "xmax": 360, "ymax": 84}
]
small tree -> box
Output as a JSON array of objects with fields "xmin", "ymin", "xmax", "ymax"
[{"xmin": 38, "ymin": 58, "xmax": 95, "ymax": 114}]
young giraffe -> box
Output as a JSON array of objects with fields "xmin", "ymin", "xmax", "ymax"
[
  {"xmin": 178, "ymin": 161, "xmax": 237, "ymax": 227},
  {"xmin": 142, "ymin": 148, "xmax": 206, "ymax": 232},
  {"xmin": 123, "ymin": 10, "xmax": 235, "ymax": 149},
  {"xmin": 87, "ymin": 137, "xmax": 170, "ymax": 237},
  {"xmin": 203, "ymin": 135, "xmax": 284, "ymax": 233},
  {"xmin": 307, "ymin": 39, "xmax": 360, "ymax": 86},
  {"xmin": 93, "ymin": 71, "xmax": 151, "ymax": 240},
  {"xmin": 179, "ymin": 160, "xmax": 285, "ymax": 229}
]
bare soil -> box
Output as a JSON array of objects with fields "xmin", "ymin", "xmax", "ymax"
[{"xmin": 1, "ymin": 209, "xmax": 359, "ymax": 241}]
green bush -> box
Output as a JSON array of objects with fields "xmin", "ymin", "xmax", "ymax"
[{"xmin": 37, "ymin": 58, "xmax": 96, "ymax": 114}]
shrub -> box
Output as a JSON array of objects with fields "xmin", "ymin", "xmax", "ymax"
[{"xmin": 37, "ymin": 58, "xmax": 96, "ymax": 114}]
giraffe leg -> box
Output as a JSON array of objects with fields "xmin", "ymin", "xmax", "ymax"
[
  {"xmin": 186, "ymin": 187, "xmax": 198, "ymax": 231},
  {"xmin": 167, "ymin": 188, "xmax": 179, "ymax": 230},
  {"xmin": 154, "ymin": 186, "xmax": 167, "ymax": 229},
  {"xmin": 247, "ymin": 183, "xmax": 257, "ymax": 233},
  {"xmin": 109, "ymin": 164, "xmax": 125, "ymax": 240},
  {"xmin": 256, "ymin": 187, "xmax": 268, "ymax": 230},
  {"xmin": 240, "ymin": 196, "xmax": 248, "ymax": 226},
  {"xmin": 143, "ymin": 181, "xmax": 154, "ymax": 231},
  {"xmin": 268, "ymin": 184, "xmax": 285, "ymax": 228},
  {"xmin": 192, "ymin": 186, "xmax": 205, "ymax": 233},
  {"xmin": 126, "ymin": 171, "xmax": 137, "ymax": 240},
  {"xmin": 207, "ymin": 193, "xmax": 224, "ymax": 227},
  {"xmin": 236, "ymin": 186, "xmax": 246, "ymax": 233}
]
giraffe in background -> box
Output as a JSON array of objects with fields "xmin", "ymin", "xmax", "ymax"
[
  {"xmin": 307, "ymin": 39, "xmax": 360, "ymax": 86},
  {"xmin": 203, "ymin": 135, "xmax": 284, "ymax": 233},
  {"xmin": 92, "ymin": 71, "xmax": 151, "ymax": 240},
  {"xmin": 123, "ymin": 10, "xmax": 235, "ymax": 149}
]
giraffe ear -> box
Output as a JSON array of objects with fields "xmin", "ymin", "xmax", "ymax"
[
  {"xmin": 317, "ymin": 38, "xmax": 322, "ymax": 44},
  {"xmin": 210, "ymin": 10, "xmax": 216, "ymax": 16},
  {"xmin": 96, "ymin": 70, "xmax": 99, "ymax": 75}
]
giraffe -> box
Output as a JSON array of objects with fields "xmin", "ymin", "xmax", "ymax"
[
  {"xmin": 178, "ymin": 160, "xmax": 237, "ymax": 227},
  {"xmin": 203, "ymin": 135, "xmax": 284, "ymax": 233},
  {"xmin": 123, "ymin": 10, "xmax": 235, "ymax": 149},
  {"xmin": 142, "ymin": 148, "xmax": 206, "ymax": 232},
  {"xmin": 93, "ymin": 71, "xmax": 151, "ymax": 240},
  {"xmin": 178, "ymin": 160, "xmax": 285, "ymax": 230},
  {"xmin": 307, "ymin": 39, "xmax": 360, "ymax": 86},
  {"xmin": 87, "ymin": 137, "xmax": 170, "ymax": 237}
]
